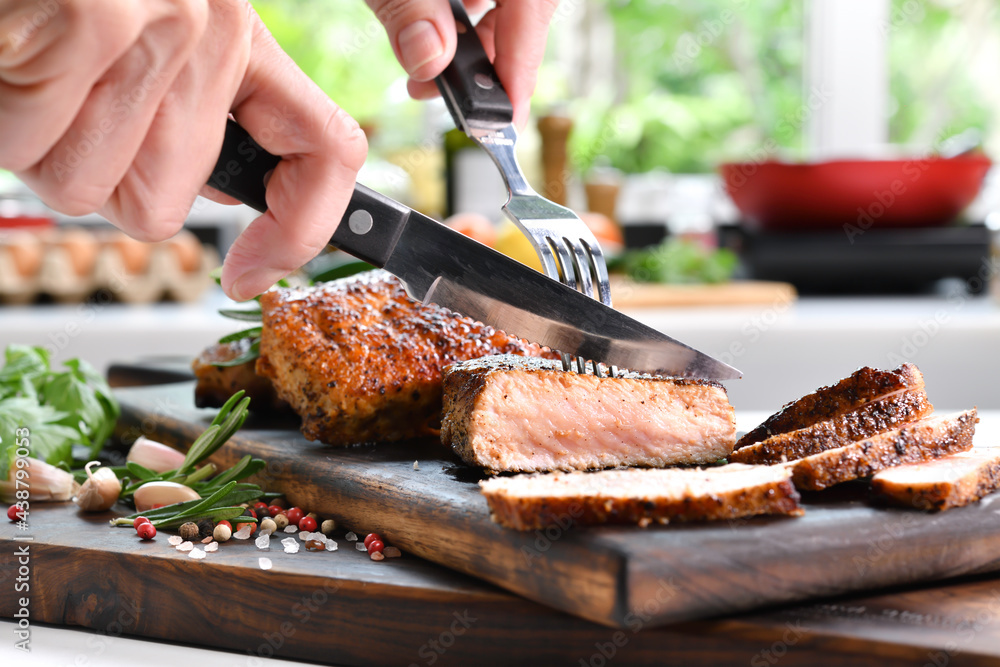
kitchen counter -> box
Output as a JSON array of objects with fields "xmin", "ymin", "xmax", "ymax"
[{"xmin": 2, "ymin": 287, "xmax": 997, "ymax": 411}]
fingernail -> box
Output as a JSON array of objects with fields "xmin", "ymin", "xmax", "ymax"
[
  {"xmin": 225, "ymin": 270, "xmax": 262, "ymax": 303},
  {"xmin": 398, "ymin": 20, "xmax": 444, "ymax": 77}
]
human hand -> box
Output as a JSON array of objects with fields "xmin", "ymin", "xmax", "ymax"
[
  {"xmin": 0, "ymin": 0, "xmax": 367, "ymax": 301},
  {"xmin": 367, "ymin": 0, "xmax": 559, "ymax": 129}
]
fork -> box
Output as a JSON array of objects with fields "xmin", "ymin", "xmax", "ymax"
[{"xmin": 435, "ymin": 0, "xmax": 615, "ymax": 376}]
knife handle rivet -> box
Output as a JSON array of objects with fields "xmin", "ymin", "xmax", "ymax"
[
  {"xmin": 348, "ymin": 210, "xmax": 374, "ymax": 235},
  {"xmin": 474, "ymin": 73, "xmax": 494, "ymax": 90}
]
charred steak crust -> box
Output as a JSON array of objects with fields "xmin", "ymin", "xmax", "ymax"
[
  {"xmin": 480, "ymin": 465, "xmax": 803, "ymax": 531},
  {"xmin": 871, "ymin": 449, "xmax": 1000, "ymax": 512},
  {"xmin": 729, "ymin": 387, "xmax": 933, "ymax": 465},
  {"xmin": 441, "ymin": 355, "xmax": 735, "ymax": 474},
  {"xmin": 256, "ymin": 271, "xmax": 555, "ymax": 446},
  {"xmin": 736, "ymin": 363, "xmax": 924, "ymax": 450},
  {"xmin": 789, "ymin": 409, "xmax": 978, "ymax": 491},
  {"xmin": 192, "ymin": 339, "xmax": 289, "ymax": 411}
]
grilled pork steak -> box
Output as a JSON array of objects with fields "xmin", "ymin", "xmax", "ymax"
[
  {"xmin": 256, "ymin": 271, "xmax": 554, "ymax": 445},
  {"xmin": 730, "ymin": 387, "xmax": 933, "ymax": 465},
  {"xmin": 480, "ymin": 464, "xmax": 803, "ymax": 531},
  {"xmin": 736, "ymin": 364, "xmax": 925, "ymax": 450},
  {"xmin": 192, "ymin": 339, "xmax": 289, "ymax": 411},
  {"xmin": 788, "ymin": 410, "xmax": 978, "ymax": 491},
  {"xmin": 871, "ymin": 447, "xmax": 1000, "ymax": 511},
  {"xmin": 441, "ymin": 355, "xmax": 736, "ymax": 474}
]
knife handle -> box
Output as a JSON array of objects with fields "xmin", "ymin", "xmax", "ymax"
[
  {"xmin": 434, "ymin": 0, "xmax": 514, "ymax": 130},
  {"xmin": 208, "ymin": 119, "xmax": 410, "ymax": 268}
]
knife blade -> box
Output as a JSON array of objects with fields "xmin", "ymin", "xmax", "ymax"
[{"xmin": 208, "ymin": 120, "xmax": 741, "ymax": 380}]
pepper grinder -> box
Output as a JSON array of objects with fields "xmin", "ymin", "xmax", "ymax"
[{"xmin": 537, "ymin": 114, "xmax": 573, "ymax": 206}]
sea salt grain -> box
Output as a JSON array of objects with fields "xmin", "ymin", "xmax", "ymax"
[
  {"xmin": 325, "ymin": 541, "xmax": 338, "ymax": 552},
  {"xmin": 204, "ymin": 541, "xmax": 219, "ymax": 553},
  {"xmin": 298, "ymin": 531, "xmax": 311, "ymax": 541},
  {"xmin": 283, "ymin": 525, "xmax": 298, "ymax": 534},
  {"xmin": 355, "ymin": 542, "xmax": 367, "ymax": 552},
  {"xmin": 255, "ymin": 534, "xmax": 270, "ymax": 550},
  {"xmin": 168, "ymin": 535, "xmax": 183, "ymax": 546},
  {"xmin": 413, "ymin": 461, "xmax": 419, "ymax": 470},
  {"xmin": 189, "ymin": 548, "xmax": 206, "ymax": 560},
  {"xmin": 281, "ymin": 537, "xmax": 299, "ymax": 554},
  {"xmin": 201, "ymin": 536, "xmax": 214, "ymax": 544},
  {"xmin": 234, "ymin": 524, "xmax": 253, "ymax": 540},
  {"xmin": 345, "ymin": 532, "xmax": 358, "ymax": 542},
  {"xmin": 176, "ymin": 541, "xmax": 194, "ymax": 552},
  {"xmin": 259, "ymin": 558, "xmax": 272, "ymax": 571}
]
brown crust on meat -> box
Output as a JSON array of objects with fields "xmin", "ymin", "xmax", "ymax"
[
  {"xmin": 256, "ymin": 271, "xmax": 555, "ymax": 445},
  {"xmin": 736, "ymin": 363, "xmax": 925, "ymax": 450},
  {"xmin": 730, "ymin": 387, "xmax": 933, "ymax": 465},
  {"xmin": 871, "ymin": 450, "xmax": 1000, "ymax": 512},
  {"xmin": 480, "ymin": 466, "xmax": 803, "ymax": 531},
  {"xmin": 442, "ymin": 355, "xmax": 730, "ymax": 473},
  {"xmin": 789, "ymin": 409, "xmax": 978, "ymax": 491},
  {"xmin": 192, "ymin": 339, "xmax": 289, "ymax": 411}
]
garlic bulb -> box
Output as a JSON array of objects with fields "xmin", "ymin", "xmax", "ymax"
[
  {"xmin": 0, "ymin": 457, "xmax": 78, "ymax": 503},
  {"xmin": 133, "ymin": 481, "xmax": 200, "ymax": 512},
  {"xmin": 126, "ymin": 436, "xmax": 185, "ymax": 473},
  {"xmin": 74, "ymin": 461, "xmax": 122, "ymax": 512}
]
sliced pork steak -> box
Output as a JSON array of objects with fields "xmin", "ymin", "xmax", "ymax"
[
  {"xmin": 441, "ymin": 355, "xmax": 736, "ymax": 474},
  {"xmin": 871, "ymin": 446, "xmax": 1000, "ymax": 511},
  {"xmin": 479, "ymin": 464, "xmax": 803, "ymax": 531}
]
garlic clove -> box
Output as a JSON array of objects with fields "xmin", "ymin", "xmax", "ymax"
[
  {"xmin": 0, "ymin": 457, "xmax": 78, "ymax": 503},
  {"xmin": 133, "ymin": 481, "xmax": 200, "ymax": 512},
  {"xmin": 74, "ymin": 461, "xmax": 122, "ymax": 512},
  {"xmin": 126, "ymin": 436, "xmax": 186, "ymax": 473}
]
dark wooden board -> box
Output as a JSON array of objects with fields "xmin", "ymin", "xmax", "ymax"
[
  {"xmin": 109, "ymin": 382, "xmax": 1000, "ymax": 631},
  {"xmin": 6, "ymin": 501, "xmax": 1000, "ymax": 666}
]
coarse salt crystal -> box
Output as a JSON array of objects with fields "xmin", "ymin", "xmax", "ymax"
[
  {"xmin": 355, "ymin": 542, "xmax": 367, "ymax": 552},
  {"xmin": 259, "ymin": 557, "xmax": 272, "ymax": 571},
  {"xmin": 345, "ymin": 531, "xmax": 358, "ymax": 541},
  {"xmin": 325, "ymin": 541, "xmax": 338, "ymax": 552},
  {"xmin": 255, "ymin": 534, "xmax": 270, "ymax": 550},
  {"xmin": 308, "ymin": 532, "xmax": 326, "ymax": 543},
  {"xmin": 283, "ymin": 525, "xmax": 298, "ymax": 534},
  {"xmin": 298, "ymin": 531, "xmax": 311, "ymax": 541},
  {"xmin": 384, "ymin": 547, "xmax": 401, "ymax": 558},
  {"xmin": 176, "ymin": 541, "xmax": 194, "ymax": 552},
  {"xmin": 413, "ymin": 461, "xmax": 419, "ymax": 470},
  {"xmin": 167, "ymin": 535, "xmax": 183, "ymax": 546},
  {"xmin": 281, "ymin": 537, "xmax": 297, "ymax": 548},
  {"xmin": 189, "ymin": 548, "xmax": 206, "ymax": 560},
  {"xmin": 370, "ymin": 551, "xmax": 385, "ymax": 561},
  {"xmin": 204, "ymin": 541, "xmax": 219, "ymax": 553},
  {"xmin": 284, "ymin": 542, "xmax": 300, "ymax": 554},
  {"xmin": 234, "ymin": 524, "xmax": 253, "ymax": 540},
  {"xmin": 201, "ymin": 536, "xmax": 213, "ymax": 544},
  {"xmin": 260, "ymin": 528, "xmax": 274, "ymax": 537}
]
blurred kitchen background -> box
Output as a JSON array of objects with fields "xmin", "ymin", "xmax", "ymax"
[{"xmin": 3, "ymin": 0, "xmax": 1000, "ymax": 411}]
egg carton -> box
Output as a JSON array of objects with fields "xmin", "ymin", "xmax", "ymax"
[{"xmin": 0, "ymin": 230, "xmax": 220, "ymax": 305}]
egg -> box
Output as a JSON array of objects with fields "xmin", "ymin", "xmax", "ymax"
[
  {"xmin": 107, "ymin": 232, "xmax": 152, "ymax": 274},
  {"xmin": 165, "ymin": 230, "xmax": 203, "ymax": 273},
  {"xmin": 53, "ymin": 227, "xmax": 99, "ymax": 276},
  {"xmin": 3, "ymin": 230, "xmax": 44, "ymax": 277}
]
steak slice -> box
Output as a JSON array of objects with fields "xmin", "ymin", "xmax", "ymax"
[
  {"xmin": 257, "ymin": 271, "xmax": 554, "ymax": 445},
  {"xmin": 736, "ymin": 363, "xmax": 925, "ymax": 450},
  {"xmin": 442, "ymin": 355, "xmax": 736, "ymax": 474},
  {"xmin": 871, "ymin": 447, "xmax": 1000, "ymax": 512},
  {"xmin": 788, "ymin": 410, "xmax": 978, "ymax": 491},
  {"xmin": 192, "ymin": 339, "xmax": 289, "ymax": 411},
  {"xmin": 479, "ymin": 464, "xmax": 803, "ymax": 531},
  {"xmin": 730, "ymin": 387, "xmax": 933, "ymax": 465}
]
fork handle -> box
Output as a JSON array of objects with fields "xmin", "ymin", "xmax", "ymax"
[
  {"xmin": 208, "ymin": 119, "xmax": 410, "ymax": 268},
  {"xmin": 434, "ymin": 0, "xmax": 514, "ymax": 130}
]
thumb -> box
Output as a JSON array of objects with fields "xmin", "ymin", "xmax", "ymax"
[{"xmin": 366, "ymin": 0, "xmax": 456, "ymax": 81}]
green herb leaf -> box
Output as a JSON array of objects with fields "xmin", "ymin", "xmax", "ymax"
[
  {"xmin": 217, "ymin": 308, "xmax": 263, "ymax": 322},
  {"xmin": 218, "ymin": 327, "xmax": 263, "ymax": 344}
]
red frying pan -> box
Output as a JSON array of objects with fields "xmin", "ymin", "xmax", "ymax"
[{"xmin": 719, "ymin": 154, "xmax": 991, "ymax": 231}]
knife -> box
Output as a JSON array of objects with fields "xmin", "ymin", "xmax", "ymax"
[{"xmin": 207, "ymin": 120, "xmax": 741, "ymax": 380}]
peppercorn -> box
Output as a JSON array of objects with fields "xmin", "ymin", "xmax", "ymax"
[
  {"xmin": 268, "ymin": 505, "xmax": 283, "ymax": 518},
  {"xmin": 273, "ymin": 513, "xmax": 289, "ymax": 530},
  {"xmin": 254, "ymin": 501, "xmax": 270, "ymax": 515},
  {"xmin": 137, "ymin": 523, "xmax": 156, "ymax": 540},
  {"xmin": 298, "ymin": 516, "xmax": 317, "ymax": 533},
  {"xmin": 197, "ymin": 519, "xmax": 215, "ymax": 539},
  {"xmin": 306, "ymin": 512, "xmax": 318, "ymax": 521},
  {"xmin": 179, "ymin": 522, "xmax": 200, "ymax": 541},
  {"xmin": 242, "ymin": 507, "xmax": 257, "ymax": 520},
  {"xmin": 364, "ymin": 533, "xmax": 380, "ymax": 549},
  {"xmin": 285, "ymin": 507, "xmax": 304, "ymax": 525},
  {"xmin": 259, "ymin": 517, "xmax": 277, "ymax": 534},
  {"xmin": 367, "ymin": 539, "xmax": 385, "ymax": 555},
  {"xmin": 132, "ymin": 516, "xmax": 150, "ymax": 530},
  {"xmin": 213, "ymin": 523, "xmax": 232, "ymax": 542},
  {"xmin": 321, "ymin": 519, "xmax": 336, "ymax": 536}
]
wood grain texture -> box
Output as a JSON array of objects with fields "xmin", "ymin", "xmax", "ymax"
[
  {"xmin": 6, "ymin": 502, "xmax": 1000, "ymax": 666},
  {"xmin": 105, "ymin": 383, "xmax": 1000, "ymax": 632}
]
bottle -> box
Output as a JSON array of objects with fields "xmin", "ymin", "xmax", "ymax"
[{"xmin": 442, "ymin": 128, "xmax": 506, "ymax": 219}]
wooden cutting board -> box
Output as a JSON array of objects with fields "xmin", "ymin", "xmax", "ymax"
[
  {"xmin": 7, "ymin": 501, "xmax": 1000, "ymax": 666},
  {"xmin": 109, "ymin": 382, "xmax": 1000, "ymax": 631}
]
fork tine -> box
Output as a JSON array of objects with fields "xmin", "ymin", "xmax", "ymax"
[
  {"xmin": 586, "ymin": 241, "xmax": 613, "ymax": 306},
  {"xmin": 564, "ymin": 237, "xmax": 595, "ymax": 302},
  {"xmin": 548, "ymin": 236, "xmax": 577, "ymax": 291},
  {"xmin": 532, "ymin": 238, "xmax": 561, "ymax": 282}
]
